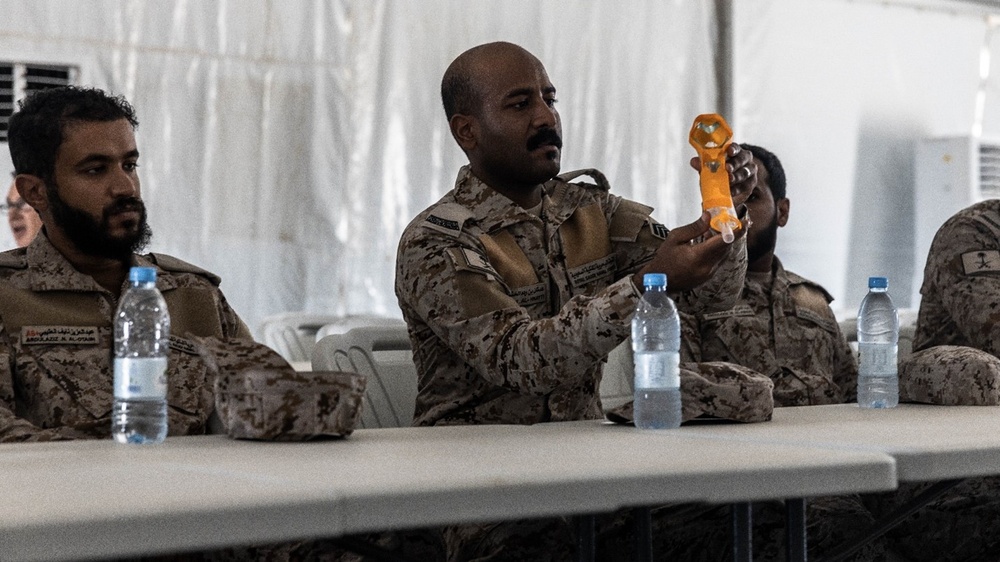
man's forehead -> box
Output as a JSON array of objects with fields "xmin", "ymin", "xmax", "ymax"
[
  {"xmin": 57, "ymin": 119, "xmax": 137, "ymax": 162},
  {"xmin": 476, "ymin": 54, "xmax": 553, "ymax": 98}
]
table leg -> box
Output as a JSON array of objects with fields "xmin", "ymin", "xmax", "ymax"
[
  {"xmin": 633, "ymin": 506, "xmax": 653, "ymax": 562},
  {"xmin": 732, "ymin": 502, "xmax": 752, "ymax": 562},
  {"xmin": 786, "ymin": 498, "xmax": 807, "ymax": 562},
  {"xmin": 575, "ymin": 513, "xmax": 596, "ymax": 562}
]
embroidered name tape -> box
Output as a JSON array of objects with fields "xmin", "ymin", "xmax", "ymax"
[
  {"xmin": 21, "ymin": 325, "xmax": 100, "ymax": 345},
  {"xmin": 568, "ymin": 255, "xmax": 616, "ymax": 287},
  {"xmin": 702, "ymin": 304, "xmax": 754, "ymax": 321},
  {"xmin": 510, "ymin": 283, "xmax": 547, "ymax": 307}
]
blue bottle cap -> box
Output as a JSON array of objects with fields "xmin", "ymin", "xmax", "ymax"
[
  {"xmin": 868, "ymin": 276, "xmax": 888, "ymax": 289},
  {"xmin": 643, "ymin": 273, "xmax": 667, "ymax": 288},
  {"xmin": 129, "ymin": 266, "xmax": 157, "ymax": 284}
]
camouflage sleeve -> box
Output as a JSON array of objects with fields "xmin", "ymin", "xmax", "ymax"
[
  {"xmin": 397, "ymin": 233, "xmax": 637, "ymax": 396},
  {"xmin": 926, "ymin": 214, "xmax": 1000, "ymax": 354},
  {"xmin": 675, "ymin": 236, "xmax": 747, "ymax": 315},
  {"xmin": 217, "ymin": 289, "xmax": 253, "ymax": 340},
  {"xmin": 0, "ymin": 320, "xmax": 75, "ymax": 442},
  {"xmin": 607, "ymin": 195, "xmax": 747, "ymax": 315}
]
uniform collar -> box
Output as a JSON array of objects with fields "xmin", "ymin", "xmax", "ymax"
[
  {"xmin": 25, "ymin": 233, "xmax": 172, "ymax": 293},
  {"xmin": 452, "ymin": 165, "xmax": 553, "ymax": 233}
]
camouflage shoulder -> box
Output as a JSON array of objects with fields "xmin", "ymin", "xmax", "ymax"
[
  {"xmin": 556, "ymin": 168, "xmax": 611, "ymax": 192},
  {"xmin": 146, "ymin": 253, "xmax": 222, "ymax": 286},
  {"xmin": 0, "ymin": 249, "xmax": 28, "ymax": 271},
  {"xmin": 786, "ymin": 270, "xmax": 835, "ymax": 304},
  {"xmin": 414, "ymin": 202, "xmax": 475, "ymax": 238}
]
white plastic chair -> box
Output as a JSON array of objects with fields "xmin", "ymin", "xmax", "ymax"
[
  {"xmin": 841, "ymin": 307, "xmax": 918, "ymax": 362},
  {"xmin": 600, "ymin": 339, "xmax": 635, "ymax": 412},
  {"xmin": 314, "ymin": 315, "xmax": 406, "ymax": 341},
  {"xmin": 312, "ymin": 326, "xmax": 417, "ymax": 429},
  {"xmin": 258, "ymin": 312, "xmax": 342, "ymax": 364}
]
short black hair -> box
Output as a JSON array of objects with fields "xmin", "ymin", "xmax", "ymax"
[
  {"xmin": 441, "ymin": 73, "xmax": 476, "ymax": 120},
  {"xmin": 8, "ymin": 86, "xmax": 139, "ymax": 181},
  {"xmin": 742, "ymin": 144, "xmax": 786, "ymax": 201}
]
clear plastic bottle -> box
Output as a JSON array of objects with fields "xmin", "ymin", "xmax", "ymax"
[
  {"xmin": 857, "ymin": 276, "xmax": 899, "ymax": 409},
  {"xmin": 631, "ymin": 273, "xmax": 682, "ymax": 429},
  {"xmin": 112, "ymin": 266, "xmax": 171, "ymax": 444}
]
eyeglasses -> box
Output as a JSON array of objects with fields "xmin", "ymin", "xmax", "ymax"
[{"xmin": 0, "ymin": 201, "xmax": 31, "ymax": 213}]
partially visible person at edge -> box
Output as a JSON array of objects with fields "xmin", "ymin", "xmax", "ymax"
[
  {"xmin": 2, "ymin": 86, "xmax": 331, "ymax": 561},
  {"xmin": 872, "ymin": 181, "xmax": 1000, "ymax": 561},
  {"xmin": 391, "ymin": 41, "xmax": 758, "ymax": 562},
  {"xmin": 5, "ymin": 175, "xmax": 43, "ymax": 247},
  {"xmin": 679, "ymin": 144, "xmax": 885, "ymax": 560}
]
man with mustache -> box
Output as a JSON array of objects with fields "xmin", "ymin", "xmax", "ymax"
[
  {"xmin": 0, "ymin": 86, "xmax": 254, "ymax": 442},
  {"xmin": 394, "ymin": 41, "xmax": 760, "ymax": 560}
]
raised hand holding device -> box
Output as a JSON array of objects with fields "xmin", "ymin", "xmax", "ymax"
[{"xmin": 689, "ymin": 113, "xmax": 740, "ymax": 243}]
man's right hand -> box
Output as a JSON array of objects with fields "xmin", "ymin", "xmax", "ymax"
[{"xmin": 632, "ymin": 212, "xmax": 742, "ymax": 292}]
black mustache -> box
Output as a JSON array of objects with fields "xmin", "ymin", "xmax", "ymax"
[
  {"xmin": 527, "ymin": 129, "xmax": 563, "ymax": 151},
  {"xmin": 104, "ymin": 197, "xmax": 144, "ymax": 217}
]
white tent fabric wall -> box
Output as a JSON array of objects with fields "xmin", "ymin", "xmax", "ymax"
[
  {"xmin": 0, "ymin": 0, "xmax": 717, "ymax": 339},
  {"xmin": 734, "ymin": 0, "xmax": 1000, "ymax": 315}
]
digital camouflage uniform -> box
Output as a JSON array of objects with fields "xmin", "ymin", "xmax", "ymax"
[
  {"xmin": 673, "ymin": 258, "xmax": 884, "ymax": 561},
  {"xmin": 394, "ymin": 165, "xmax": 752, "ymax": 561},
  {"xmin": 396, "ymin": 165, "xmax": 747, "ymax": 428},
  {"xmin": 868, "ymin": 200, "xmax": 1000, "ymax": 562},
  {"xmin": 0, "ymin": 233, "xmax": 252, "ymax": 443},
  {"xmin": 681, "ymin": 258, "xmax": 857, "ymax": 406}
]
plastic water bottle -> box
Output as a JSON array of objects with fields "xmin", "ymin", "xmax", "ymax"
[
  {"xmin": 857, "ymin": 276, "xmax": 899, "ymax": 409},
  {"xmin": 632, "ymin": 273, "xmax": 682, "ymax": 429},
  {"xmin": 112, "ymin": 266, "xmax": 170, "ymax": 444}
]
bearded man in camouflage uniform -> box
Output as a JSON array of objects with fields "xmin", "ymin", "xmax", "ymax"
[
  {"xmin": 678, "ymin": 144, "xmax": 886, "ymax": 560},
  {"xmin": 394, "ymin": 41, "xmax": 763, "ymax": 561}
]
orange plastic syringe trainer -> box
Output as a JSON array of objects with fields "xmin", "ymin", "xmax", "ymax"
[{"xmin": 689, "ymin": 113, "xmax": 740, "ymax": 243}]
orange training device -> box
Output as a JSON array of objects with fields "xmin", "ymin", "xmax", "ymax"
[{"xmin": 689, "ymin": 113, "xmax": 740, "ymax": 243}]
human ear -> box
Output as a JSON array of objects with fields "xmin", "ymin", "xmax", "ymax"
[
  {"xmin": 449, "ymin": 114, "xmax": 478, "ymax": 152},
  {"xmin": 776, "ymin": 198, "xmax": 790, "ymax": 227},
  {"xmin": 16, "ymin": 175, "xmax": 48, "ymax": 213}
]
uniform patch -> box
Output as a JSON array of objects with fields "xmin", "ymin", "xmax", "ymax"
[
  {"xmin": 427, "ymin": 214, "xmax": 460, "ymax": 231},
  {"xmin": 21, "ymin": 325, "xmax": 100, "ymax": 345},
  {"xmin": 794, "ymin": 307, "xmax": 837, "ymax": 333},
  {"xmin": 962, "ymin": 250, "xmax": 1000, "ymax": 274},
  {"xmin": 510, "ymin": 283, "xmax": 547, "ymax": 307},
  {"xmin": 702, "ymin": 304, "xmax": 754, "ymax": 322},
  {"xmin": 449, "ymin": 247, "xmax": 501, "ymax": 281},
  {"xmin": 650, "ymin": 222, "xmax": 669, "ymax": 240},
  {"xmin": 567, "ymin": 255, "xmax": 616, "ymax": 288},
  {"xmin": 169, "ymin": 335, "xmax": 201, "ymax": 355}
]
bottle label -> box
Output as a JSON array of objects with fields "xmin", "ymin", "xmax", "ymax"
[
  {"xmin": 858, "ymin": 343, "xmax": 898, "ymax": 377},
  {"xmin": 633, "ymin": 351, "xmax": 680, "ymax": 389},
  {"xmin": 114, "ymin": 357, "xmax": 168, "ymax": 399}
]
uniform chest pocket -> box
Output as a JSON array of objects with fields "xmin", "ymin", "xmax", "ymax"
[
  {"xmin": 776, "ymin": 308, "xmax": 839, "ymax": 370},
  {"xmin": 19, "ymin": 326, "xmax": 116, "ymax": 419},
  {"xmin": 705, "ymin": 312, "xmax": 773, "ymax": 370}
]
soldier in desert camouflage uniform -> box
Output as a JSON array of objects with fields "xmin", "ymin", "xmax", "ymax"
[
  {"xmin": 0, "ymin": 86, "xmax": 260, "ymax": 442},
  {"xmin": 394, "ymin": 41, "xmax": 762, "ymax": 561},
  {"xmin": 673, "ymin": 144, "xmax": 884, "ymax": 561},
  {"xmin": 681, "ymin": 144, "xmax": 857, "ymax": 407},
  {"xmin": 0, "ymin": 86, "xmax": 337, "ymax": 561},
  {"xmin": 864, "ymin": 199, "xmax": 1000, "ymax": 562}
]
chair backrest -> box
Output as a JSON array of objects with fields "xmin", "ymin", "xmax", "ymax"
[
  {"xmin": 839, "ymin": 307, "xmax": 918, "ymax": 362},
  {"xmin": 258, "ymin": 312, "xmax": 342, "ymax": 363},
  {"xmin": 312, "ymin": 326, "xmax": 417, "ymax": 429},
  {"xmin": 600, "ymin": 339, "xmax": 635, "ymax": 412},
  {"xmin": 315, "ymin": 315, "xmax": 406, "ymax": 341}
]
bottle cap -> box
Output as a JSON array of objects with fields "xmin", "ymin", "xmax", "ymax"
[
  {"xmin": 868, "ymin": 276, "xmax": 888, "ymax": 289},
  {"xmin": 642, "ymin": 273, "xmax": 667, "ymax": 288},
  {"xmin": 129, "ymin": 266, "xmax": 157, "ymax": 284}
]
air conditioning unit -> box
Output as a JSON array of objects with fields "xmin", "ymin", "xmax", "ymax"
[{"xmin": 913, "ymin": 136, "xmax": 1000, "ymax": 304}]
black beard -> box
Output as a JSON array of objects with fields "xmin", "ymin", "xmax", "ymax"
[
  {"xmin": 747, "ymin": 214, "xmax": 779, "ymax": 265},
  {"xmin": 47, "ymin": 182, "xmax": 152, "ymax": 262}
]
